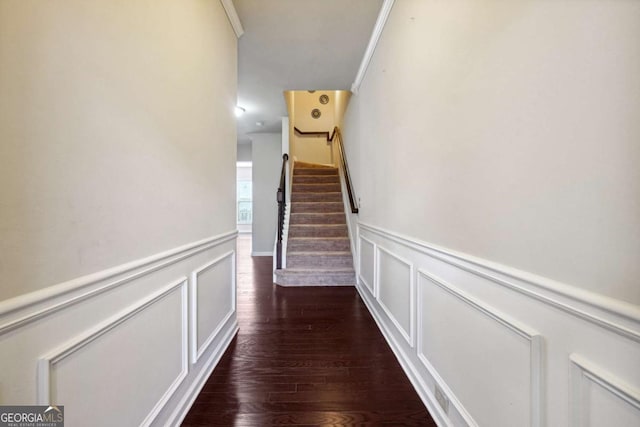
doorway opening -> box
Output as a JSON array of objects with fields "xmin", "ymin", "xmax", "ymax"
[{"xmin": 237, "ymin": 161, "xmax": 252, "ymax": 233}]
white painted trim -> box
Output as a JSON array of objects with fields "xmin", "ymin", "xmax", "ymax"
[
  {"xmin": 189, "ymin": 251, "xmax": 236, "ymax": 364},
  {"xmin": 358, "ymin": 235, "xmax": 376, "ymax": 296},
  {"xmin": 358, "ymin": 222, "xmax": 640, "ymax": 342},
  {"xmin": 0, "ymin": 230, "xmax": 237, "ymax": 334},
  {"xmin": 376, "ymin": 245, "xmax": 415, "ymax": 348},
  {"xmin": 219, "ymin": 0, "xmax": 244, "ymax": 38},
  {"xmin": 417, "ymin": 270, "xmax": 545, "ymax": 427},
  {"xmin": 168, "ymin": 321, "xmax": 238, "ymax": 426},
  {"xmin": 37, "ymin": 278, "xmax": 189, "ymax": 426},
  {"xmin": 351, "ymin": 0, "xmax": 395, "ymax": 95},
  {"xmin": 569, "ymin": 354, "xmax": 640, "ymax": 427},
  {"xmin": 355, "ymin": 281, "xmax": 453, "ymax": 427},
  {"xmin": 252, "ymin": 251, "xmax": 273, "ymax": 257}
]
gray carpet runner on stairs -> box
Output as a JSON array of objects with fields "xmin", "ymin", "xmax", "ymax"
[{"xmin": 275, "ymin": 162, "xmax": 356, "ymax": 286}]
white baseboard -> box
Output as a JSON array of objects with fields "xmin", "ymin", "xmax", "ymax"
[
  {"xmin": 356, "ymin": 282, "xmax": 454, "ymax": 427},
  {"xmin": 251, "ymin": 251, "xmax": 273, "ymax": 256},
  {"xmin": 166, "ymin": 320, "xmax": 238, "ymax": 426}
]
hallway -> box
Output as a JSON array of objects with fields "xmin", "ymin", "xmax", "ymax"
[{"xmin": 182, "ymin": 234, "xmax": 435, "ymax": 426}]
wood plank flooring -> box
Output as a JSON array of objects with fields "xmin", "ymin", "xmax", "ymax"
[{"xmin": 182, "ymin": 234, "xmax": 435, "ymax": 426}]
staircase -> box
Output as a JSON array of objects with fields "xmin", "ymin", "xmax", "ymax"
[{"xmin": 275, "ymin": 162, "xmax": 356, "ymax": 286}]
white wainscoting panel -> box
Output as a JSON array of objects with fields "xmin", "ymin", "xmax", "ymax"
[
  {"xmin": 418, "ymin": 271, "xmax": 543, "ymax": 427},
  {"xmin": 37, "ymin": 279, "xmax": 188, "ymax": 427},
  {"xmin": 570, "ymin": 354, "xmax": 640, "ymax": 427},
  {"xmin": 0, "ymin": 231, "xmax": 238, "ymax": 426},
  {"xmin": 190, "ymin": 251, "xmax": 236, "ymax": 364},
  {"xmin": 358, "ymin": 223, "xmax": 640, "ymax": 342},
  {"xmin": 376, "ymin": 246, "xmax": 414, "ymax": 347},
  {"xmin": 358, "ymin": 236, "xmax": 376, "ymax": 296},
  {"xmin": 0, "ymin": 231, "xmax": 236, "ymax": 335},
  {"xmin": 354, "ymin": 223, "xmax": 639, "ymax": 427}
]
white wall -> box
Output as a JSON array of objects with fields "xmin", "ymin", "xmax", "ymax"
[
  {"xmin": 251, "ymin": 133, "xmax": 282, "ymax": 255},
  {"xmin": 346, "ymin": 0, "xmax": 640, "ymax": 305},
  {"xmin": 237, "ymin": 143, "xmax": 252, "ymax": 162},
  {"xmin": 0, "ymin": 1, "xmax": 239, "ymax": 425},
  {"xmin": 345, "ymin": 1, "xmax": 640, "ymax": 426}
]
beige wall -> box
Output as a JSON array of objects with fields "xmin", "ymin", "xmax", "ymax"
[
  {"xmin": 344, "ymin": 0, "xmax": 640, "ymax": 304},
  {"xmin": 0, "ymin": 0, "xmax": 237, "ymax": 301},
  {"xmin": 286, "ymin": 90, "xmax": 350, "ymax": 166}
]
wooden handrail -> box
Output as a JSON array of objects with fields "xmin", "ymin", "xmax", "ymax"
[
  {"xmin": 294, "ymin": 126, "xmax": 359, "ymax": 214},
  {"xmin": 294, "ymin": 126, "xmax": 338, "ymax": 142}
]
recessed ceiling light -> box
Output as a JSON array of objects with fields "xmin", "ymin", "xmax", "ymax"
[
  {"xmin": 235, "ymin": 106, "xmax": 246, "ymax": 117},
  {"xmin": 256, "ymin": 121, "xmax": 264, "ymax": 126}
]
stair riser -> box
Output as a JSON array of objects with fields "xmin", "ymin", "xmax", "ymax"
[
  {"xmin": 291, "ymin": 202, "xmax": 344, "ymax": 213},
  {"xmin": 275, "ymin": 272, "xmax": 356, "ymax": 286},
  {"xmin": 293, "ymin": 175, "xmax": 339, "ymax": 184},
  {"xmin": 289, "ymin": 226, "xmax": 348, "ymax": 238},
  {"xmin": 287, "ymin": 255, "xmax": 353, "ymax": 269},
  {"xmin": 290, "ymin": 213, "xmax": 345, "ymax": 225},
  {"xmin": 291, "ymin": 193, "xmax": 342, "ymax": 202},
  {"xmin": 294, "ymin": 168, "xmax": 338, "ymax": 175},
  {"xmin": 293, "ymin": 184, "xmax": 341, "ymax": 193},
  {"xmin": 287, "ymin": 239, "xmax": 351, "ymax": 252}
]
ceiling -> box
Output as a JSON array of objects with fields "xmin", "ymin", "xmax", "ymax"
[{"xmin": 233, "ymin": 0, "xmax": 383, "ymax": 144}]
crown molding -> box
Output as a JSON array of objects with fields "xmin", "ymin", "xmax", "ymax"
[
  {"xmin": 351, "ymin": 0, "xmax": 395, "ymax": 95},
  {"xmin": 220, "ymin": 0, "xmax": 244, "ymax": 38}
]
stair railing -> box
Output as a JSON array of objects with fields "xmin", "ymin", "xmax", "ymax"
[
  {"xmin": 276, "ymin": 153, "xmax": 289, "ymax": 269},
  {"xmin": 293, "ymin": 126, "xmax": 359, "ymax": 214}
]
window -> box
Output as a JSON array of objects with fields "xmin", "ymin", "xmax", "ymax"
[
  {"xmin": 237, "ymin": 181, "xmax": 252, "ymax": 224},
  {"xmin": 237, "ymin": 163, "xmax": 252, "ymax": 231}
]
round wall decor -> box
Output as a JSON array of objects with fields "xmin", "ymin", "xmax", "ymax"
[
  {"xmin": 319, "ymin": 94, "xmax": 329, "ymax": 104},
  {"xmin": 311, "ymin": 108, "xmax": 321, "ymax": 119}
]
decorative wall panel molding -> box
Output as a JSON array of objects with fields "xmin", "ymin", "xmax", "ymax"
[
  {"xmin": 355, "ymin": 278, "xmax": 453, "ymax": 427},
  {"xmin": 358, "ymin": 222, "xmax": 640, "ymax": 342},
  {"xmin": 358, "ymin": 235, "xmax": 376, "ymax": 296},
  {"xmin": 167, "ymin": 321, "xmax": 239, "ymax": 426},
  {"xmin": 570, "ymin": 354, "xmax": 640, "ymax": 427},
  {"xmin": 355, "ymin": 222, "xmax": 639, "ymax": 427},
  {"xmin": 0, "ymin": 231, "xmax": 237, "ymax": 335},
  {"xmin": 418, "ymin": 270, "xmax": 544, "ymax": 427},
  {"xmin": 37, "ymin": 278, "xmax": 189, "ymax": 427},
  {"xmin": 376, "ymin": 246, "xmax": 414, "ymax": 347},
  {"xmin": 190, "ymin": 251, "xmax": 236, "ymax": 363}
]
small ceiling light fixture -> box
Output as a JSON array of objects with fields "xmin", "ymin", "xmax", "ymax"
[
  {"xmin": 235, "ymin": 106, "xmax": 246, "ymax": 117},
  {"xmin": 256, "ymin": 121, "xmax": 264, "ymax": 127}
]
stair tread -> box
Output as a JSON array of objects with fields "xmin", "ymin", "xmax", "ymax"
[
  {"xmin": 295, "ymin": 165, "xmax": 336, "ymax": 169},
  {"xmin": 277, "ymin": 268, "xmax": 355, "ymax": 272},
  {"xmin": 291, "ymin": 191, "xmax": 342, "ymax": 194},
  {"xmin": 290, "ymin": 224, "xmax": 346, "ymax": 227},
  {"xmin": 291, "ymin": 212, "xmax": 343, "ymax": 215},
  {"xmin": 288, "ymin": 251, "xmax": 352, "ymax": 255},
  {"xmin": 289, "ymin": 237, "xmax": 349, "ymax": 240}
]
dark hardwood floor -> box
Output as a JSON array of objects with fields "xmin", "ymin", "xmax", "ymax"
[{"xmin": 182, "ymin": 234, "xmax": 435, "ymax": 426}]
